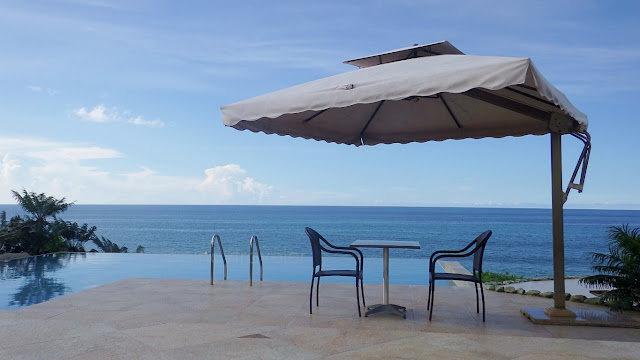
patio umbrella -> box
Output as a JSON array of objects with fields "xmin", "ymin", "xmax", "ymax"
[{"xmin": 221, "ymin": 41, "xmax": 591, "ymax": 320}]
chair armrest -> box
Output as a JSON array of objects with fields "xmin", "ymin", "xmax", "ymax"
[
  {"xmin": 320, "ymin": 245, "xmax": 361, "ymax": 272},
  {"xmin": 430, "ymin": 249, "xmax": 479, "ymax": 273},
  {"xmin": 429, "ymin": 241, "xmax": 477, "ymax": 269},
  {"xmin": 348, "ymin": 247, "xmax": 365, "ymax": 273},
  {"xmin": 322, "ymin": 239, "xmax": 365, "ymax": 273},
  {"xmin": 432, "ymin": 250, "xmax": 476, "ymax": 265}
]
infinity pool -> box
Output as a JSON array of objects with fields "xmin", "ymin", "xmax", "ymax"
[{"xmin": 0, "ymin": 253, "xmax": 447, "ymax": 310}]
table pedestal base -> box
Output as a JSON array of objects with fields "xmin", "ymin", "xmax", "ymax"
[{"xmin": 365, "ymin": 304, "xmax": 407, "ymax": 318}]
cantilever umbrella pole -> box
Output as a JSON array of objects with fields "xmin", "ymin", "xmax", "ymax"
[{"xmin": 547, "ymin": 131, "xmax": 576, "ymax": 318}]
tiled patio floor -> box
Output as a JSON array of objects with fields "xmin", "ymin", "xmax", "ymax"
[{"xmin": 1, "ymin": 279, "xmax": 639, "ymax": 359}]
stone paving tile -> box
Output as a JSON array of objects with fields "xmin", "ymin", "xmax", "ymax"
[
  {"xmin": 165, "ymin": 335, "xmax": 321, "ymax": 360},
  {"xmin": 423, "ymin": 332, "xmax": 568, "ymax": 360},
  {"xmin": 321, "ymin": 334, "xmax": 494, "ymax": 360},
  {"xmin": 122, "ymin": 322, "xmax": 278, "ymax": 351},
  {"xmin": 541, "ymin": 323, "xmax": 640, "ymax": 342},
  {"xmin": 1, "ymin": 278, "xmax": 639, "ymax": 359},
  {"xmin": 1, "ymin": 329, "xmax": 164, "ymax": 360},
  {"xmin": 286, "ymin": 314, "xmax": 360, "ymax": 330},
  {"xmin": 0, "ymin": 319, "xmax": 117, "ymax": 348},
  {"xmin": 267, "ymin": 326, "xmax": 421, "ymax": 356},
  {"xmin": 509, "ymin": 339, "xmax": 640, "ymax": 360}
]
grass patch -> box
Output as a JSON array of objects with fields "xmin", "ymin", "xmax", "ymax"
[{"xmin": 482, "ymin": 271, "xmax": 524, "ymax": 283}]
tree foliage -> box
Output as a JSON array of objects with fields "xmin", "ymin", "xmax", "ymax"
[
  {"xmin": 1, "ymin": 189, "xmax": 141, "ymax": 255},
  {"xmin": 93, "ymin": 236, "xmax": 128, "ymax": 253},
  {"xmin": 11, "ymin": 190, "xmax": 72, "ymax": 229},
  {"xmin": 54, "ymin": 221, "xmax": 98, "ymax": 252},
  {"xmin": 580, "ymin": 225, "xmax": 640, "ymax": 311}
]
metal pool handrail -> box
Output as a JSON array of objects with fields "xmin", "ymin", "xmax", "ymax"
[
  {"xmin": 249, "ymin": 235, "xmax": 263, "ymax": 286},
  {"xmin": 210, "ymin": 234, "xmax": 227, "ymax": 284}
]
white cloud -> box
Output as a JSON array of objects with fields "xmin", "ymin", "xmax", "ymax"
[
  {"xmin": 73, "ymin": 104, "xmax": 165, "ymax": 128},
  {"xmin": 74, "ymin": 104, "xmax": 111, "ymax": 123},
  {"xmin": 241, "ymin": 177, "xmax": 272, "ymax": 200},
  {"xmin": 128, "ymin": 116, "xmax": 165, "ymax": 128},
  {"xmin": 27, "ymin": 146, "xmax": 123, "ymax": 161},
  {"xmin": 28, "ymin": 85, "xmax": 58, "ymax": 96},
  {"xmin": 0, "ymin": 154, "xmax": 21, "ymax": 185},
  {"xmin": 59, "ymin": 0, "xmax": 127, "ymax": 9},
  {"xmin": 0, "ymin": 137, "xmax": 273, "ymax": 205},
  {"xmin": 197, "ymin": 165, "xmax": 273, "ymax": 202}
]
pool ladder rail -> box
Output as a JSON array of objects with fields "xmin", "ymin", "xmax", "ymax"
[
  {"xmin": 249, "ymin": 235, "xmax": 263, "ymax": 286},
  {"xmin": 210, "ymin": 234, "xmax": 227, "ymax": 284},
  {"xmin": 210, "ymin": 234, "xmax": 263, "ymax": 286}
]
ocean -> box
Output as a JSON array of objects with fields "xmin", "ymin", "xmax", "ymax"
[{"xmin": 2, "ymin": 205, "xmax": 639, "ymax": 278}]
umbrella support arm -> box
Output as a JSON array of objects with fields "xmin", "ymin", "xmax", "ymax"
[
  {"xmin": 563, "ymin": 131, "xmax": 591, "ymax": 203},
  {"xmin": 545, "ymin": 132, "xmax": 576, "ymax": 318}
]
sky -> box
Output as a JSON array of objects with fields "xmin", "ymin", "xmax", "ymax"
[{"xmin": 1, "ymin": 0, "xmax": 639, "ymax": 209}]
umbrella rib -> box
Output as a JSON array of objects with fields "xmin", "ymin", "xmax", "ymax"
[
  {"xmin": 515, "ymin": 84, "xmax": 537, "ymax": 91},
  {"xmin": 462, "ymin": 89, "xmax": 551, "ymax": 122},
  {"xmin": 404, "ymin": 48, "xmax": 419, "ymax": 60},
  {"xmin": 359, "ymin": 101, "xmax": 385, "ymax": 145},
  {"xmin": 506, "ymin": 86, "xmax": 560, "ymax": 108},
  {"xmin": 417, "ymin": 47, "xmax": 441, "ymax": 56},
  {"xmin": 303, "ymin": 109, "xmax": 328, "ymax": 123},
  {"xmin": 437, "ymin": 94, "xmax": 462, "ymax": 129}
]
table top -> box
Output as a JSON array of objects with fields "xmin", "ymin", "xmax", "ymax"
[{"xmin": 350, "ymin": 240, "xmax": 421, "ymax": 249}]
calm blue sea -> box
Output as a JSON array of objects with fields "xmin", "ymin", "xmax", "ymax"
[{"xmin": 2, "ymin": 205, "xmax": 639, "ymax": 278}]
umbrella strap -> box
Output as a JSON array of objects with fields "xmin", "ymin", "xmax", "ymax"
[{"xmin": 563, "ymin": 130, "xmax": 591, "ymax": 203}]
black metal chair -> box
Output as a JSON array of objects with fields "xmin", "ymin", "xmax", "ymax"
[
  {"xmin": 427, "ymin": 230, "xmax": 492, "ymax": 322},
  {"xmin": 305, "ymin": 227, "xmax": 365, "ymax": 317}
]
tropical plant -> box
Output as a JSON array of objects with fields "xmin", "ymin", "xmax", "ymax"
[
  {"xmin": 93, "ymin": 236, "xmax": 128, "ymax": 253},
  {"xmin": 1, "ymin": 210, "xmax": 7, "ymax": 229},
  {"xmin": 0, "ymin": 215, "xmax": 51, "ymax": 255},
  {"xmin": 0, "ymin": 214, "xmax": 28, "ymax": 253},
  {"xmin": 0, "ymin": 190, "xmax": 75, "ymax": 255},
  {"xmin": 2, "ymin": 189, "xmax": 142, "ymax": 255},
  {"xmin": 580, "ymin": 225, "xmax": 640, "ymax": 311},
  {"xmin": 11, "ymin": 190, "xmax": 73, "ymax": 230},
  {"xmin": 54, "ymin": 220, "xmax": 98, "ymax": 252}
]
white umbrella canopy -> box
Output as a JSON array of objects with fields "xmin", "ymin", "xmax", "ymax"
[
  {"xmin": 222, "ymin": 54, "xmax": 587, "ymax": 145},
  {"xmin": 342, "ymin": 40, "xmax": 464, "ymax": 68},
  {"xmin": 220, "ymin": 42, "xmax": 591, "ymax": 321}
]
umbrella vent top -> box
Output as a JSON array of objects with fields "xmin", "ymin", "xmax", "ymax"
[{"xmin": 344, "ymin": 40, "xmax": 464, "ymax": 68}]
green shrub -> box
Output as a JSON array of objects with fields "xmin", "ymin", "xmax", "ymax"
[{"xmin": 482, "ymin": 271, "xmax": 524, "ymax": 283}]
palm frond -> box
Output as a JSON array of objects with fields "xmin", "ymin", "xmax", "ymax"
[{"xmin": 583, "ymin": 225, "xmax": 640, "ymax": 311}]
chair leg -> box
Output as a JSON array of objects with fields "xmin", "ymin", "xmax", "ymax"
[
  {"xmin": 427, "ymin": 275, "xmax": 432, "ymax": 310},
  {"xmin": 431, "ymin": 278, "xmax": 436, "ymax": 311},
  {"xmin": 360, "ymin": 277, "xmax": 366, "ymax": 307},
  {"xmin": 355, "ymin": 278, "xmax": 361, "ymax": 317},
  {"xmin": 480, "ymin": 283, "xmax": 486, "ymax": 322},
  {"xmin": 309, "ymin": 277, "xmax": 315, "ymax": 314},
  {"xmin": 429, "ymin": 278, "xmax": 435, "ymax": 321},
  {"xmin": 316, "ymin": 277, "xmax": 320, "ymax": 306},
  {"xmin": 474, "ymin": 283, "xmax": 479, "ymax": 314}
]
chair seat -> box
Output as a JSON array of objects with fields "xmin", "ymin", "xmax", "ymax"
[
  {"xmin": 432, "ymin": 272, "xmax": 480, "ymax": 283},
  {"xmin": 316, "ymin": 270, "xmax": 360, "ymax": 278}
]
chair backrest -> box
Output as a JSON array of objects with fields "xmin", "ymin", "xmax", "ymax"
[
  {"xmin": 305, "ymin": 227, "xmax": 323, "ymax": 269},
  {"xmin": 472, "ymin": 230, "xmax": 492, "ymax": 277}
]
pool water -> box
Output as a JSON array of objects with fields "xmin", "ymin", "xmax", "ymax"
[{"xmin": 0, "ymin": 253, "xmax": 447, "ymax": 310}]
